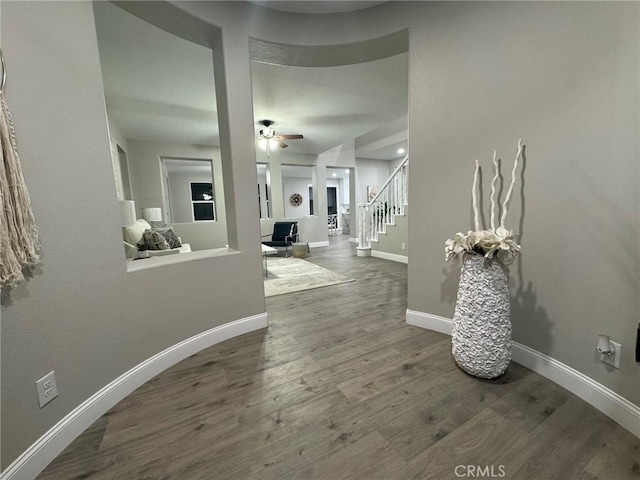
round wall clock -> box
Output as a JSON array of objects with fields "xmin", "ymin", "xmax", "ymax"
[{"xmin": 289, "ymin": 193, "xmax": 303, "ymax": 207}]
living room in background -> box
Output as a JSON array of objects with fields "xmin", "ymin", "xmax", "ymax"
[{"xmin": 93, "ymin": 1, "xmax": 229, "ymax": 257}]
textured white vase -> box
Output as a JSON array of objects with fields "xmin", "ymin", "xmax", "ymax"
[{"xmin": 451, "ymin": 254, "xmax": 512, "ymax": 379}]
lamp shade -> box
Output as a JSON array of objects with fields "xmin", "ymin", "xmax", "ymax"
[
  {"xmin": 119, "ymin": 200, "xmax": 136, "ymax": 226},
  {"xmin": 142, "ymin": 207, "xmax": 163, "ymax": 222}
]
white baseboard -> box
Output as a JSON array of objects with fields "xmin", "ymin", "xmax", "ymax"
[
  {"xmin": 406, "ymin": 309, "xmax": 453, "ymax": 335},
  {"xmin": 308, "ymin": 241, "xmax": 330, "ymax": 248},
  {"xmin": 405, "ymin": 309, "xmax": 640, "ymax": 439},
  {"xmin": 1, "ymin": 313, "xmax": 268, "ymax": 480},
  {"xmin": 371, "ymin": 250, "xmax": 408, "ymax": 264},
  {"xmin": 349, "ymin": 238, "xmax": 358, "ymax": 243}
]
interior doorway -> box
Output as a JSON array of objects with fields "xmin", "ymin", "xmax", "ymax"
[
  {"xmin": 327, "ymin": 186, "xmax": 337, "ymax": 216},
  {"xmin": 308, "ymin": 186, "xmax": 339, "ymax": 222}
]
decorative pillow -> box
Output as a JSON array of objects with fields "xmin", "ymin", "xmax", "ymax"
[
  {"xmin": 123, "ymin": 219, "xmax": 152, "ymax": 246},
  {"xmin": 153, "ymin": 227, "xmax": 182, "ymax": 249},
  {"xmin": 140, "ymin": 229, "xmax": 169, "ymax": 251}
]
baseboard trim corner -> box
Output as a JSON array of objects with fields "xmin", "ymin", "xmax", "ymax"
[
  {"xmin": 405, "ymin": 309, "xmax": 640, "ymax": 439},
  {"xmin": 0, "ymin": 313, "xmax": 268, "ymax": 480},
  {"xmin": 370, "ymin": 250, "xmax": 408, "ymax": 264}
]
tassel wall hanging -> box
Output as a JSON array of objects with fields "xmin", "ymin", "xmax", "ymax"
[{"xmin": 0, "ymin": 48, "xmax": 41, "ymax": 287}]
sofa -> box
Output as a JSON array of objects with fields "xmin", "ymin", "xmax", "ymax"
[{"xmin": 122, "ymin": 219, "xmax": 191, "ymax": 258}]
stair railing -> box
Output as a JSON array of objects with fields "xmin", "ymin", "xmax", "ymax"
[{"xmin": 358, "ymin": 156, "xmax": 409, "ymax": 251}]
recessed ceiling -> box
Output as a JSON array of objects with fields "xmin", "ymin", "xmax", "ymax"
[
  {"xmin": 95, "ymin": 2, "xmax": 408, "ymax": 161},
  {"xmin": 94, "ymin": 2, "xmax": 218, "ymax": 146},
  {"xmin": 247, "ymin": 1, "xmax": 387, "ymax": 15},
  {"xmin": 251, "ymin": 53, "xmax": 408, "ymax": 155}
]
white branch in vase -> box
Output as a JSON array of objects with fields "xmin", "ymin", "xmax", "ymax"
[
  {"xmin": 472, "ymin": 158, "xmax": 480, "ymax": 231},
  {"xmin": 500, "ymin": 138, "xmax": 523, "ymax": 228},
  {"xmin": 490, "ymin": 149, "xmax": 499, "ymax": 231}
]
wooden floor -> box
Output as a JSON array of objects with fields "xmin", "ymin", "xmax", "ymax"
[{"xmin": 39, "ymin": 235, "xmax": 639, "ymax": 480}]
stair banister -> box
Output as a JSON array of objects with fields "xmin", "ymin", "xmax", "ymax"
[{"xmin": 357, "ymin": 156, "xmax": 409, "ymax": 255}]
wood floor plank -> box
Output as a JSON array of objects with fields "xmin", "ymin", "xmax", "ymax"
[
  {"xmin": 400, "ymin": 408, "xmax": 532, "ymax": 480},
  {"xmin": 488, "ymin": 370, "xmax": 571, "ymax": 433},
  {"xmin": 583, "ymin": 423, "xmax": 640, "ymax": 480},
  {"xmin": 510, "ymin": 396, "xmax": 617, "ymax": 480},
  {"xmin": 37, "ymin": 236, "xmax": 640, "ymax": 480},
  {"xmin": 300, "ymin": 431, "xmax": 406, "ymax": 480}
]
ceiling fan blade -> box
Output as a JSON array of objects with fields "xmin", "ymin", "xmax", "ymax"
[
  {"xmin": 277, "ymin": 134, "xmax": 304, "ymax": 140},
  {"xmin": 277, "ymin": 140, "xmax": 289, "ymax": 149}
]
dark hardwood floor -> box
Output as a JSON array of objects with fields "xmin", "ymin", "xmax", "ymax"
[{"xmin": 38, "ymin": 235, "xmax": 639, "ymax": 479}]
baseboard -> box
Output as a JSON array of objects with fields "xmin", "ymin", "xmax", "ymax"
[
  {"xmin": 405, "ymin": 309, "xmax": 640, "ymax": 439},
  {"xmin": 511, "ymin": 342, "xmax": 640, "ymax": 439},
  {"xmin": 406, "ymin": 309, "xmax": 453, "ymax": 335},
  {"xmin": 371, "ymin": 250, "xmax": 408, "ymax": 264},
  {"xmin": 308, "ymin": 241, "xmax": 330, "ymax": 248},
  {"xmin": 0, "ymin": 313, "xmax": 268, "ymax": 480},
  {"xmin": 349, "ymin": 238, "xmax": 358, "ymax": 244}
]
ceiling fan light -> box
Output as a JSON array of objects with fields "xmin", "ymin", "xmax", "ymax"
[
  {"xmin": 268, "ymin": 138, "xmax": 278, "ymax": 149},
  {"xmin": 258, "ymin": 137, "xmax": 268, "ymax": 150}
]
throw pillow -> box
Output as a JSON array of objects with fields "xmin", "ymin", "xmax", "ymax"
[
  {"xmin": 123, "ymin": 219, "xmax": 152, "ymax": 246},
  {"xmin": 153, "ymin": 227, "xmax": 182, "ymax": 249},
  {"xmin": 140, "ymin": 229, "xmax": 169, "ymax": 251}
]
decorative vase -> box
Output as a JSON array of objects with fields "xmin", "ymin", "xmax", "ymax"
[{"xmin": 451, "ymin": 254, "xmax": 511, "ymax": 379}]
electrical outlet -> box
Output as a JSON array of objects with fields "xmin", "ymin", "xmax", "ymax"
[
  {"xmin": 401, "ymin": 242, "xmax": 406, "ymax": 250},
  {"xmin": 601, "ymin": 341, "xmax": 622, "ymax": 369},
  {"xmin": 35, "ymin": 371, "xmax": 58, "ymax": 408}
]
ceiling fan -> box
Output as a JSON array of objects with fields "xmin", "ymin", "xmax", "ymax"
[{"xmin": 256, "ymin": 119, "xmax": 303, "ymax": 156}]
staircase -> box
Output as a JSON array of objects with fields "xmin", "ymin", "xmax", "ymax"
[{"xmin": 357, "ymin": 156, "xmax": 408, "ymax": 257}]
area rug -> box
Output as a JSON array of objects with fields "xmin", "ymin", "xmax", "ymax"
[{"xmin": 264, "ymin": 256, "xmax": 355, "ymax": 297}]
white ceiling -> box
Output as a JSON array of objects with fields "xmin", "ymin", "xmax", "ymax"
[{"xmin": 94, "ymin": 2, "xmax": 408, "ymax": 160}]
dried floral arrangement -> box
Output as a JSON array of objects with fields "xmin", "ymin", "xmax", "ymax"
[{"xmin": 445, "ymin": 139, "xmax": 523, "ymax": 265}]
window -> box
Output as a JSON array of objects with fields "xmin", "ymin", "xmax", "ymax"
[{"xmin": 191, "ymin": 182, "xmax": 215, "ymax": 221}]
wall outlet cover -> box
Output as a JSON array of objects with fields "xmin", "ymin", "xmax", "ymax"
[
  {"xmin": 601, "ymin": 341, "xmax": 622, "ymax": 369},
  {"xmin": 35, "ymin": 371, "xmax": 58, "ymax": 408}
]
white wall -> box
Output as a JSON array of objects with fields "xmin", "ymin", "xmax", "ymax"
[
  {"xmin": 389, "ymin": 156, "xmax": 406, "ymax": 176},
  {"xmin": 167, "ymin": 170, "xmax": 214, "ymax": 223},
  {"xmin": 405, "ymin": 1, "xmax": 639, "ymax": 405},
  {"xmin": 127, "ymin": 139, "xmax": 228, "ymax": 250},
  {"xmin": 107, "ymin": 117, "xmax": 129, "ymax": 201},
  {"xmin": 356, "ymin": 158, "xmax": 392, "ymax": 204},
  {"xmin": 0, "ymin": 1, "xmax": 265, "ymax": 468},
  {"xmin": 283, "ymin": 176, "xmax": 313, "ymax": 218}
]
